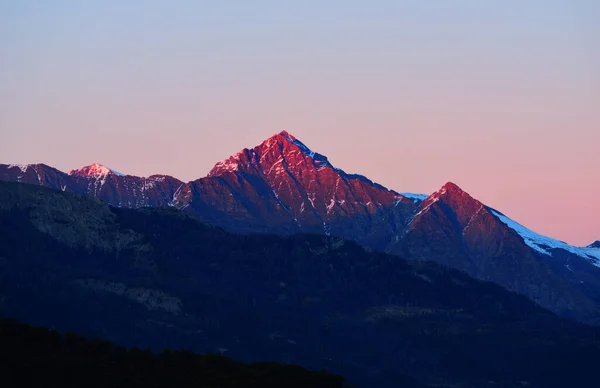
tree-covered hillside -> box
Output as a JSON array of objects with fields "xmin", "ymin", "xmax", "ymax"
[
  {"xmin": 0, "ymin": 317, "xmax": 351, "ymax": 388},
  {"xmin": 1, "ymin": 181, "xmax": 600, "ymax": 387}
]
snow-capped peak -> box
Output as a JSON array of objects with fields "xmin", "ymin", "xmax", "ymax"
[
  {"xmin": 400, "ymin": 192, "xmax": 428, "ymax": 204},
  {"xmin": 587, "ymin": 241, "xmax": 600, "ymax": 249},
  {"xmin": 69, "ymin": 163, "xmax": 124, "ymax": 177},
  {"xmin": 208, "ymin": 153, "xmax": 243, "ymax": 176},
  {"xmin": 7, "ymin": 164, "xmax": 32, "ymax": 173},
  {"xmin": 490, "ymin": 209, "xmax": 600, "ymax": 266}
]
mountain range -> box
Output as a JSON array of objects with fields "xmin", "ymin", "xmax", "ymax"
[
  {"xmin": 2, "ymin": 130, "xmax": 600, "ymax": 324},
  {"xmin": 2, "ymin": 180, "xmax": 600, "ymax": 388}
]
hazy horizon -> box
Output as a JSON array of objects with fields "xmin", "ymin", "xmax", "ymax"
[{"xmin": 1, "ymin": 1, "xmax": 598, "ymax": 245}]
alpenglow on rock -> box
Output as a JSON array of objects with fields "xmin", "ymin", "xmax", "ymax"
[{"xmin": 2, "ymin": 130, "xmax": 600, "ymax": 324}]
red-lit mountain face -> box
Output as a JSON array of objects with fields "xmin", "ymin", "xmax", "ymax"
[
  {"xmin": 0, "ymin": 163, "xmax": 184, "ymax": 208},
  {"xmin": 397, "ymin": 182, "xmax": 536, "ymax": 275},
  {"xmin": 193, "ymin": 131, "xmax": 417, "ymax": 242},
  {"xmin": 395, "ymin": 182, "xmax": 600, "ymax": 320},
  {"xmin": 2, "ymin": 131, "xmax": 600, "ymax": 324},
  {"xmin": 0, "ymin": 134, "xmax": 417, "ymax": 240}
]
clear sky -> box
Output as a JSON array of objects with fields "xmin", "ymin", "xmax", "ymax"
[{"xmin": 1, "ymin": 1, "xmax": 599, "ymax": 245}]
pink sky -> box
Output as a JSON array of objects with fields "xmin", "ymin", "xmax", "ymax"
[{"xmin": 1, "ymin": 1, "xmax": 598, "ymax": 245}]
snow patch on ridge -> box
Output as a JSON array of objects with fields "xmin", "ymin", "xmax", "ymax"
[
  {"xmin": 69, "ymin": 163, "xmax": 125, "ymax": 177},
  {"xmin": 211, "ymin": 157, "xmax": 241, "ymax": 173},
  {"xmin": 8, "ymin": 164, "xmax": 31, "ymax": 173},
  {"xmin": 400, "ymin": 192, "xmax": 428, "ymax": 204},
  {"xmin": 279, "ymin": 130, "xmax": 316, "ymax": 159},
  {"xmin": 278, "ymin": 130, "xmax": 333, "ymax": 169},
  {"xmin": 326, "ymin": 197, "xmax": 336, "ymax": 213},
  {"xmin": 463, "ymin": 205, "xmax": 484, "ymax": 233},
  {"xmin": 490, "ymin": 209, "xmax": 600, "ymax": 267},
  {"xmin": 412, "ymin": 197, "xmax": 440, "ymax": 220},
  {"xmin": 581, "ymin": 248, "xmax": 600, "ymax": 265}
]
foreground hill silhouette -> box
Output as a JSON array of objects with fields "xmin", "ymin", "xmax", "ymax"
[
  {"xmin": 0, "ymin": 317, "xmax": 350, "ymax": 388},
  {"xmin": 1, "ymin": 181, "xmax": 600, "ymax": 387}
]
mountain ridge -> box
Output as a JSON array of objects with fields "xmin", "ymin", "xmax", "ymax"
[
  {"xmin": 2, "ymin": 180, "xmax": 600, "ymax": 388},
  {"xmin": 2, "ymin": 130, "xmax": 600, "ymax": 324}
]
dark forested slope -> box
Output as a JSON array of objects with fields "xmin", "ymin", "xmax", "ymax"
[
  {"xmin": 0, "ymin": 317, "xmax": 349, "ymax": 388},
  {"xmin": 1, "ymin": 181, "xmax": 600, "ymax": 387}
]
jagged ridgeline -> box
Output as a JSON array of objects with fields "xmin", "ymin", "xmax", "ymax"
[
  {"xmin": 2, "ymin": 131, "xmax": 600, "ymax": 326},
  {"xmin": 1, "ymin": 181, "xmax": 600, "ymax": 387}
]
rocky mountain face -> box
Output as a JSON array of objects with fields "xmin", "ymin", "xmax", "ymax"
[
  {"xmin": 2, "ymin": 131, "xmax": 600, "ymax": 324},
  {"xmin": 3, "ymin": 181, "xmax": 600, "ymax": 388},
  {"xmin": 192, "ymin": 131, "xmax": 417, "ymax": 244},
  {"xmin": 0, "ymin": 163, "xmax": 183, "ymax": 208},
  {"xmin": 397, "ymin": 183, "xmax": 600, "ymax": 322}
]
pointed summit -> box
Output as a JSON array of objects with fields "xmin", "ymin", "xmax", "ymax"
[
  {"xmin": 436, "ymin": 182, "xmax": 482, "ymax": 211},
  {"xmin": 264, "ymin": 129, "xmax": 319, "ymax": 160},
  {"xmin": 208, "ymin": 130, "xmax": 333, "ymax": 177},
  {"xmin": 588, "ymin": 241, "xmax": 600, "ymax": 249},
  {"xmin": 439, "ymin": 181, "xmax": 465, "ymax": 194},
  {"xmin": 412, "ymin": 181, "xmax": 484, "ymax": 227},
  {"xmin": 69, "ymin": 163, "xmax": 124, "ymax": 177},
  {"xmin": 278, "ymin": 129, "xmax": 297, "ymax": 141},
  {"xmin": 421, "ymin": 181, "xmax": 471, "ymax": 205}
]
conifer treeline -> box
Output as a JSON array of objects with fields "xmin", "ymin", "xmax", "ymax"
[{"xmin": 0, "ymin": 317, "xmax": 351, "ymax": 388}]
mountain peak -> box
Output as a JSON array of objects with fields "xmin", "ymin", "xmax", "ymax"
[
  {"xmin": 588, "ymin": 241, "xmax": 600, "ymax": 249},
  {"xmin": 260, "ymin": 130, "xmax": 299, "ymax": 147},
  {"xmin": 423, "ymin": 182, "xmax": 469, "ymax": 203},
  {"xmin": 6, "ymin": 164, "xmax": 33, "ymax": 173},
  {"xmin": 274, "ymin": 131, "xmax": 335, "ymax": 168},
  {"xmin": 414, "ymin": 181, "xmax": 481, "ymax": 221},
  {"xmin": 439, "ymin": 181, "xmax": 464, "ymax": 194},
  {"xmin": 208, "ymin": 131, "xmax": 333, "ymax": 177},
  {"xmin": 69, "ymin": 163, "xmax": 124, "ymax": 177},
  {"xmin": 278, "ymin": 129, "xmax": 297, "ymax": 141},
  {"xmin": 267, "ymin": 130, "xmax": 316, "ymax": 158}
]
